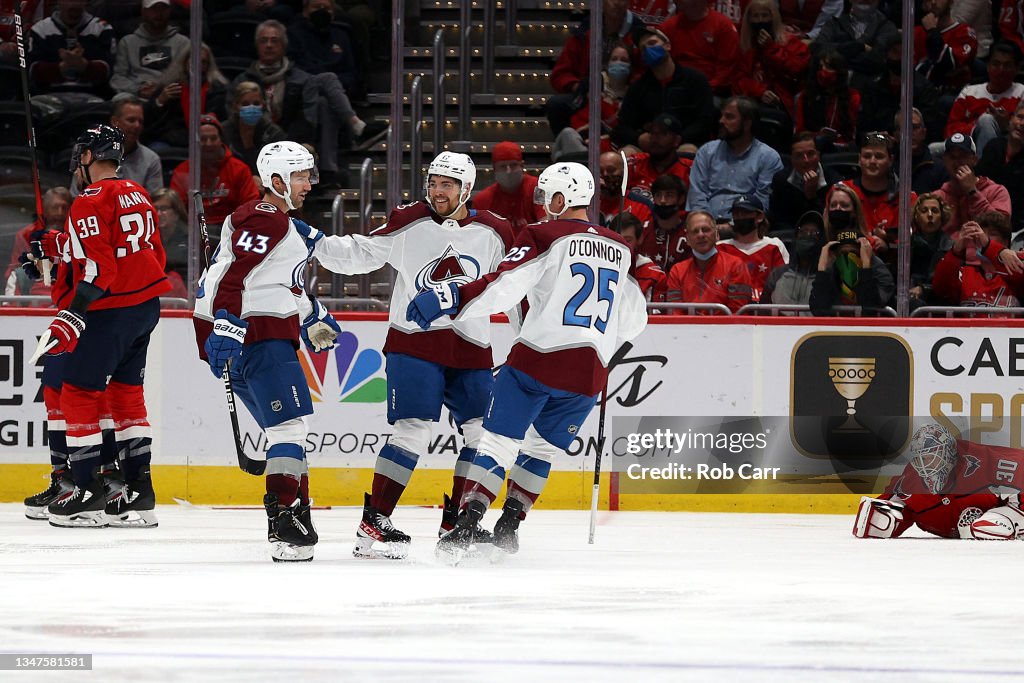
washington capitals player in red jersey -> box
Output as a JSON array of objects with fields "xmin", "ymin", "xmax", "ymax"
[
  {"xmin": 29, "ymin": 124, "xmax": 171, "ymax": 528},
  {"xmin": 302, "ymin": 152, "xmax": 517, "ymax": 559},
  {"xmin": 854, "ymin": 423, "xmax": 1024, "ymax": 540},
  {"xmin": 194, "ymin": 141, "xmax": 341, "ymax": 562},
  {"xmin": 408, "ymin": 162, "xmax": 648, "ymax": 559}
]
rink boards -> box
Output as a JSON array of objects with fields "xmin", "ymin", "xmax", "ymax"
[{"xmin": 2, "ymin": 310, "xmax": 1022, "ymax": 512}]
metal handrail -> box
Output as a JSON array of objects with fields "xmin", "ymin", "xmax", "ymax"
[
  {"xmin": 410, "ymin": 75, "xmax": 423, "ymax": 198},
  {"xmin": 432, "ymin": 29, "xmax": 445, "ymax": 153},
  {"xmin": 386, "ymin": 0, "xmax": 404, "ymax": 217},
  {"xmin": 735, "ymin": 304, "xmax": 898, "ymax": 317},
  {"xmin": 911, "ymin": 306, "xmax": 1024, "ymax": 318},
  {"xmin": 318, "ymin": 297, "xmax": 389, "ymax": 311},
  {"xmin": 505, "ymin": 0, "xmax": 516, "ymax": 45},
  {"xmin": 482, "ymin": 0, "xmax": 495, "ymax": 93},
  {"xmin": 458, "ymin": 0, "xmax": 471, "ymax": 140},
  {"xmin": 359, "ymin": 157, "xmax": 373, "ymax": 299},
  {"xmin": 648, "ymin": 302, "xmax": 733, "ymax": 315},
  {"xmin": 329, "ymin": 192, "xmax": 345, "ymax": 298}
]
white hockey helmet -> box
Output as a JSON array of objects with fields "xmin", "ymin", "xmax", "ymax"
[
  {"xmin": 257, "ymin": 141, "xmax": 319, "ymax": 211},
  {"xmin": 424, "ymin": 151, "xmax": 476, "ymax": 217},
  {"xmin": 534, "ymin": 162, "xmax": 595, "ymax": 218},
  {"xmin": 908, "ymin": 423, "xmax": 958, "ymax": 494}
]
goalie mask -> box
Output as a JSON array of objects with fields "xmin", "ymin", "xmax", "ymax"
[
  {"xmin": 425, "ymin": 152, "xmax": 475, "ymax": 218},
  {"xmin": 908, "ymin": 423, "xmax": 958, "ymax": 494},
  {"xmin": 257, "ymin": 141, "xmax": 319, "ymax": 211},
  {"xmin": 534, "ymin": 162, "xmax": 595, "ymax": 218}
]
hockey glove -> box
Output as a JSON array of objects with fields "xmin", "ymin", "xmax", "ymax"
[
  {"xmin": 852, "ymin": 497, "xmax": 905, "ymax": 539},
  {"xmin": 30, "ymin": 228, "xmax": 67, "ymax": 261},
  {"xmin": 301, "ymin": 298, "xmax": 341, "ymax": 353},
  {"xmin": 291, "ymin": 218, "xmax": 324, "ymax": 254},
  {"xmin": 406, "ymin": 282, "xmax": 460, "ymax": 330},
  {"xmin": 29, "ymin": 310, "xmax": 86, "ymax": 363},
  {"xmin": 19, "ymin": 251, "xmax": 57, "ymax": 282},
  {"xmin": 204, "ymin": 309, "xmax": 247, "ymax": 377}
]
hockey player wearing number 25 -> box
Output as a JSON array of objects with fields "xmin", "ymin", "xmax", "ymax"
[
  {"xmin": 29, "ymin": 124, "xmax": 171, "ymax": 529},
  {"xmin": 407, "ymin": 162, "xmax": 648, "ymax": 560},
  {"xmin": 193, "ymin": 141, "xmax": 341, "ymax": 562}
]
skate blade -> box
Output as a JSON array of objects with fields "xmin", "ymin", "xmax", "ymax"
[
  {"xmin": 25, "ymin": 505, "xmax": 50, "ymax": 520},
  {"xmin": 48, "ymin": 511, "xmax": 108, "ymax": 528},
  {"xmin": 107, "ymin": 509, "xmax": 159, "ymax": 528},
  {"xmin": 352, "ymin": 537, "xmax": 410, "ymax": 560},
  {"xmin": 270, "ymin": 541, "xmax": 314, "ymax": 562}
]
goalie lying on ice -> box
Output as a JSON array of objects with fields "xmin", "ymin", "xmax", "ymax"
[{"xmin": 853, "ymin": 423, "xmax": 1024, "ymax": 540}]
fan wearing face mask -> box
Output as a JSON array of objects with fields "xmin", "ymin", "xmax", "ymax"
[
  {"xmin": 222, "ymin": 81, "xmax": 287, "ymax": 174},
  {"xmin": 761, "ymin": 210, "xmax": 826, "ymax": 306},
  {"xmin": 717, "ymin": 195, "xmax": 789, "ymax": 301},
  {"xmin": 471, "ymin": 142, "xmax": 547, "ymax": 235}
]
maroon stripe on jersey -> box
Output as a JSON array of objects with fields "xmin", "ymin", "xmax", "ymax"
[
  {"xmin": 211, "ymin": 206, "xmax": 289, "ymax": 317},
  {"xmin": 506, "ymin": 343, "xmax": 605, "ymax": 396},
  {"xmin": 384, "ymin": 328, "xmax": 493, "ymax": 369}
]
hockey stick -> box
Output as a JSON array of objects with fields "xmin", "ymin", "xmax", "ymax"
[
  {"xmin": 14, "ymin": 5, "xmax": 50, "ymax": 285},
  {"xmin": 194, "ymin": 191, "xmax": 266, "ymax": 476}
]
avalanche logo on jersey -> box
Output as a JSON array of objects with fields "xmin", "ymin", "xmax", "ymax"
[
  {"xmin": 414, "ymin": 244, "xmax": 481, "ymax": 290},
  {"xmin": 298, "ymin": 331, "xmax": 386, "ymax": 403}
]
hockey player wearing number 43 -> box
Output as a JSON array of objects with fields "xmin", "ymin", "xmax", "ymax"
[
  {"xmin": 854, "ymin": 423, "xmax": 1024, "ymax": 540},
  {"xmin": 300, "ymin": 152, "xmax": 520, "ymax": 559},
  {"xmin": 407, "ymin": 162, "xmax": 649, "ymax": 561},
  {"xmin": 193, "ymin": 141, "xmax": 341, "ymax": 562}
]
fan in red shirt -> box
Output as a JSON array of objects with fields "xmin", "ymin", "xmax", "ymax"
[
  {"xmin": 945, "ymin": 41, "xmax": 1024, "ymax": 154},
  {"xmin": 639, "ymin": 173, "xmax": 690, "ymax": 276},
  {"xmin": 716, "ymin": 194, "xmax": 789, "ymax": 300},
  {"xmin": 661, "ymin": 0, "xmax": 741, "ymax": 96},
  {"xmin": 793, "ymin": 50, "xmax": 861, "ymax": 150},
  {"xmin": 996, "ymin": 0, "xmax": 1024, "ymax": 58},
  {"xmin": 932, "ymin": 215, "xmax": 1024, "ymax": 309},
  {"xmin": 913, "ymin": 0, "xmax": 978, "ymax": 94},
  {"xmin": 734, "ymin": 0, "xmax": 810, "ymax": 117},
  {"xmin": 611, "ymin": 212, "xmax": 666, "ymax": 299},
  {"xmin": 841, "ymin": 134, "xmax": 916, "ymax": 256},
  {"xmin": 666, "ymin": 210, "xmax": 753, "ymax": 313},
  {"xmin": 627, "ymin": 113, "xmax": 693, "ymax": 193},
  {"xmin": 598, "ymin": 150, "xmax": 654, "ymax": 226},
  {"xmin": 854, "ymin": 423, "xmax": 1024, "ymax": 540},
  {"xmin": 471, "ymin": 142, "xmax": 545, "ymax": 235}
]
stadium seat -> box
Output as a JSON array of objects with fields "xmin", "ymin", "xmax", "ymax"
[
  {"xmin": 217, "ymin": 56, "xmax": 253, "ymax": 83},
  {"xmin": 821, "ymin": 152, "xmax": 860, "ymax": 180},
  {"xmin": 208, "ymin": 16, "xmax": 260, "ymax": 60},
  {"xmin": 159, "ymin": 147, "xmax": 190, "ymax": 186},
  {"xmin": 0, "ymin": 64, "xmax": 22, "ymax": 101},
  {"xmin": 36, "ymin": 101, "xmax": 114, "ymax": 153}
]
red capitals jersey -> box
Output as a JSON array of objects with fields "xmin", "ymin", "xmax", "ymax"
[
  {"xmin": 471, "ymin": 173, "xmax": 546, "ymax": 235},
  {"xmin": 665, "ymin": 250, "xmax": 753, "ymax": 314},
  {"xmin": 997, "ymin": 1, "xmax": 1024, "ymax": 56},
  {"xmin": 842, "ymin": 180, "xmax": 916, "ymax": 237},
  {"xmin": 629, "ymin": 0, "xmax": 675, "ymax": 25},
  {"xmin": 914, "ymin": 23, "xmax": 977, "ymax": 68},
  {"xmin": 717, "ymin": 237, "xmax": 789, "ymax": 301},
  {"xmin": 627, "ymin": 153, "xmax": 692, "ymax": 194},
  {"xmin": 638, "ymin": 222, "xmax": 690, "ymax": 274},
  {"xmin": 599, "ymin": 194, "xmax": 653, "ymax": 228},
  {"xmin": 880, "ymin": 439, "xmax": 1024, "ymax": 538},
  {"xmin": 635, "ymin": 253, "xmax": 666, "ymax": 299},
  {"xmin": 64, "ymin": 178, "xmax": 170, "ymax": 311}
]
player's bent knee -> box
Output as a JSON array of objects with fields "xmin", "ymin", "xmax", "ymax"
[
  {"xmin": 390, "ymin": 418, "xmax": 432, "ymax": 454},
  {"xmin": 520, "ymin": 426, "xmax": 561, "ymax": 462},
  {"xmin": 461, "ymin": 418, "xmax": 484, "ymax": 449},
  {"xmin": 265, "ymin": 417, "xmax": 308, "ymax": 445},
  {"xmin": 477, "ymin": 430, "xmax": 522, "ymax": 471}
]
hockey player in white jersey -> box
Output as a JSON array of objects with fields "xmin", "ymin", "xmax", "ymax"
[
  {"xmin": 194, "ymin": 141, "xmax": 341, "ymax": 562},
  {"xmin": 301, "ymin": 152, "xmax": 520, "ymax": 559},
  {"xmin": 407, "ymin": 162, "xmax": 648, "ymax": 559}
]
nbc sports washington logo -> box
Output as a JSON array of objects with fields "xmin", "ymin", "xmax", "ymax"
[{"xmin": 790, "ymin": 332, "xmax": 913, "ymax": 461}]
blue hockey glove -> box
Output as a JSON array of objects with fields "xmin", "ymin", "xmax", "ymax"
[
  {"xmin": 291, "ymin": 218, "xmax": 324, "ymax": 254},
  {"xmin": 301, "ymin": 298, "xmax": 341, "ymax": 352},
  {"xmin": 406, "ymin": 282, "xmax": 460, "ymax": 330},
  {"xmin": 204, "ymin": 309, "xmax": 247, "ymax": 377}
]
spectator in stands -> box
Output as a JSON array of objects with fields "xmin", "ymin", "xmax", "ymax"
[
  {"xmin": 597, "ymin": 151, "xmax": 654, "ymax": 226},
  {"xmin": 3, "ymin": 187, "xmax": 70, "ymax": 296},
  {"xmin": 471, "ymin": 142, "xmax": 546, "ymax": 234},
  {"xmin": 144, "ymin": 43, "xmax": 229, "ymax": 149},
  {"xmin": 903, "ymin": 110, "xmax": 948, "ymax": 195},
  {"xmin": 71, "ymin": 95, "xmax": 162, "ymax": 199},
  {"xmin": 976, "ymin": 100, "xmax": 1024, "ymax": 236},
  {"xmin": 934, "ymin": 132, "xmax": 1011, "ymax": 233},
  {"xmin": 811, "ymin": 0, "xmax": 898, "ymax": 91},
  {"xmin": 909, "ymin": 193, "xmax": 953, "ymax": 306},
  {"xmin": 734, "ymin": 0, "xmax": 809, "ymax": 123},
  {"xmin": 914, "ymin": 0, "xmax": 978, "ymax": 96},
  {"xmin": 547, "ymin": 0, "xmax": 637, "ymax": 136},
  {"xmin": 610, "ymin": 27, "xmax": 716, "ymax": 149},
  {"xmin": 996, "ymin": 0, "xmax": 1024, "ymax": 58},
  {"xmin": 110, "ymin": 0, "xmax": 189, "ymax": 98},
  {"xmin": 626, "ymin": 113, "xmax": 694, "ymax": 192},
  {"xmin": 769, "ymin": 132, "xmax": 842, "ymax": 233},
  {"xmin": 568, "ymin": 41, "xmax": 632, "ymax": 138},
  {"xmin": 810, "ymin": 184, "xmax": 894, "ymax": 314},
  {"xmin": 170, "ymin": 114, "xmax": 260, "ymax": 228},
  {"xmin": 717, "ymin": 195, "xmax": 790, "ymax": 300},
  {"xmin": 660, "ymin": 0, "xmax": 740, "ymax": 97},
  {"xmin": 779, "ymin": 0, "xmax": 843, "ymax": 41},
  {"xmin": 666, "ymin": 210, "xmax": 753, "ymax": 314},
  {"xmin": 151, "ymin": 187, "xmax": 189, "ymax": 297},
  {"xmin": 639, "ymin": 174, "xmax": 690, "ymax": 272},
  {"xmin": 27, "ymin": 0, "xmax": 116, "ymax": 98},
  {"xmin": 794, "ymin": 50, "xmax": 861, "ymax": 151},
  {"xmin": 954, "ymin": 0, "xmax": 992, "ymax": 59},
  {"xmin": 945, "ymin": 40, "xmax": 1024, "ymax": 155},
  {"xmin": 287, "ymin": 0, "xmax": 359, "ymax": 94},
  {"xmin": 630, "ymin": 0, "xmax": 676, "ymax": 25},
  {"xmin": 858, "ymin": 34, "xmax": 944, "ymax": 144},
  {"xmin": 843, "ymin": 133, "xmax": 915, "ymax": 254},
  {"xmin": 221, "ymin": 81, "xmax": 287, "ymax": 174},
  {"xmin": 686, "ymin": 96, "xmax": 784, "ymax": 221},
  {"xmin": 612, "ymin": 212, "xmax": 666, "ymax": 300},
  {"xmin": 932, "ymin": 217, "xmax": 1024, "ymax": 308},
  {"xmin": 762, "ymin": 210, "xmax": 826, "ymax": 306}
]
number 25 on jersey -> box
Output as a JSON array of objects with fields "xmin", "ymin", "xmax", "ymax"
[{"xmin": 563, "ymin": 262, "xmax": 618, "ymax": 333}]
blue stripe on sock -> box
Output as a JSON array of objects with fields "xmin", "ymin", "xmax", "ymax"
[
  {"xmin": 268, "ymin": 443, "xmax": 305, "ymax": 460},
  {"xmin": 515, "ymin": 453, "xmax": 552, "ymax": 478},
  {"xmin": 456, "ymin": 447, "xmax": 476, "ymax": 465},
  {"xmin": 379, "ymin": 444, "xmax": 419, "ymax": 470}
]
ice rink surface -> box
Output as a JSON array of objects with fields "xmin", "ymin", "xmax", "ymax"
[{"xmin": 1, "ymin": 503, "xmax": 1022, "ymax": 683}]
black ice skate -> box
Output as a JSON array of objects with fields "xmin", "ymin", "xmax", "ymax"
[
  {"xmin": 354, "ymin": 492, "xmax": 410, "ymax": 559},
  {"xmin": 440, "ymin": 493, "xmax": 494, "ymax": 543},
  {"xmin": 106, "ymin": 469, "xmax": 158, "ymax": 528},
  {"xmin": 435, "ymin": 499, "xmax": 487, "ymax": 565},
  {"xmin": 24, "ymin": 466, "xmax": 74, "ymax": 520},
  {"xmin": 264, "ymin": 493, "xmax": 317, "ymax": 562},
  {"xmin": 492, "ymin": 498, "xmax": 524, "ymax": 555},
  {"xmin": 47, "ymin": 479, "xmax": 108, "ymax": 528}
]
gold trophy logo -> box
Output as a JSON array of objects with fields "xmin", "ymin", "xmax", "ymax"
[{"xmin": 828, "ymin": 357, "xmax": 876, "ymax": 431}]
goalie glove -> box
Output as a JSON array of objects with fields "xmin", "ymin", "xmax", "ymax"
[
  {"xmin": 852, "ymin": 496, "xmax": 906, "ymax": 539},
  {"xmin": 406, "ymin": 282, "xmax": 460, "ymax": 330},
  {"xmin": 301, "ymin": 298, "xmax": 341, "ymax": 353},
  {"xmin": 204, "ymin": 309, "xmax": 247, "ymax": 377}
]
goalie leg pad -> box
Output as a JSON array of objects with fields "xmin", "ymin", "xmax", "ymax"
[
  {"xmin": 970, "ymin": 505, "xmax": 1024, "ymax": 540},
  {"xmin": 853, "ymin": 496, "xmax": 905, "ymax": 539}
]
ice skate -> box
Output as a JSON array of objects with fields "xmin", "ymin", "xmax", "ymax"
[
  {"xmin": 436, "ymin": 499, "xmax": 487, "ymax": 565},
  {"xmin": 353, "ymin": 492, "xmax": 410, "ymax": 559},
  {"xmin": 24, "ymin": 466, "xmax": 74, "ymax": 520},
  {"xmin": 47, "ymin": 480, "xmax": 108, "ymax": 528},
  {"xmin": 440, "ymin": 493, "xmax": 493, "ymax": 544},
  {"xmin": 492, "ymin": 498, "xmax": 524, "ymax": 555},
  {"xmin": 265, "ymin": 493, "xmax": 317, "ymax": 562},
  {"xmin": 106, "ymin": 469, "xmax": 158, "ymax": 528}
]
